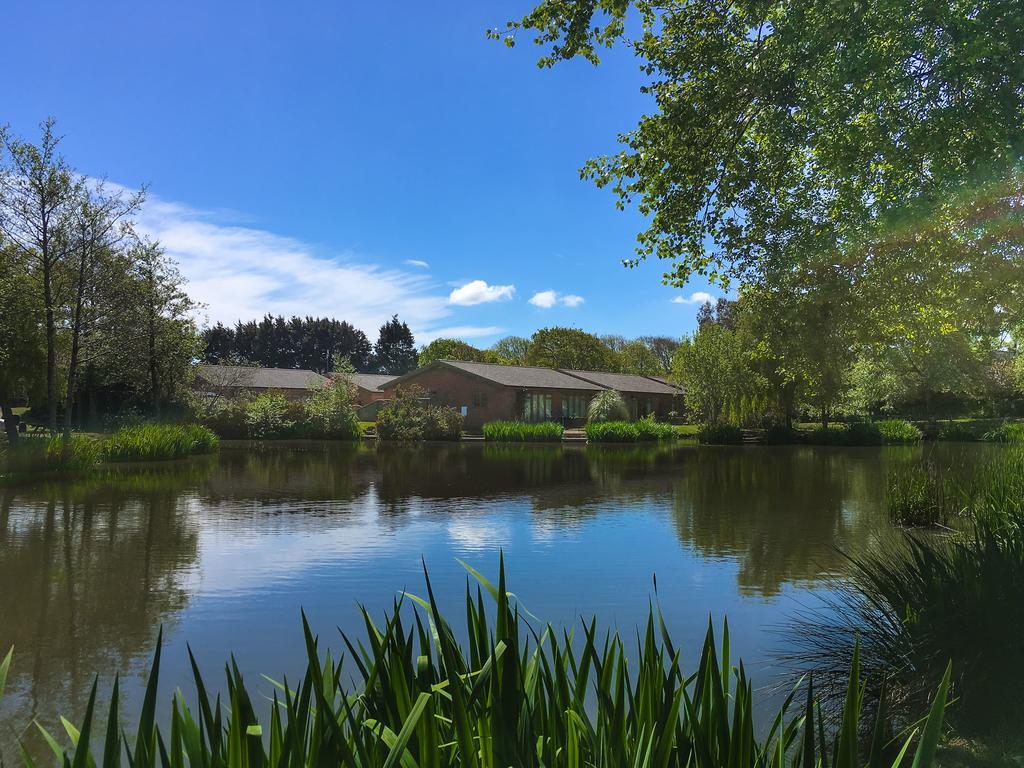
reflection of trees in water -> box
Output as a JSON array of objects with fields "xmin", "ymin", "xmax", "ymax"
[
  {"xmin": 669, "ymin": 447, "xmax": 890, "ymax": 596},
  {"xmin": 0, "ymin": 466, "xmax": 203, "ymax": 758}
]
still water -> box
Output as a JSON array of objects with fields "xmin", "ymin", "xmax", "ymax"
[{"xmin": 0, "ymin": 441, "xmax": 988, "ymax": 755}]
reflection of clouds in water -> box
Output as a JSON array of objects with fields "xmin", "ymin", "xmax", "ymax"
[
  {"xmin": 447, "ymin": 519, "xmax": 513, "ymax": 551},
  {"xmin": 187, "ymin": 489, "xmax": 410, "ymax": 596}
]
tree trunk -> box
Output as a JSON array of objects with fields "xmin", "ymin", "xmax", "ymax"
[
  {"xmin": 1, "ymin": 401, "xmax": 19, "ymax": 443},
  {"xmin": 821, "ymin": 407, "xmax": 830, "ymax": 429},
  {"xmin": 43, "ymin": 262, "xmax": 57, "ymax": 433}
]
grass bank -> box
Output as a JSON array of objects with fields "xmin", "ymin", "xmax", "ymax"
[{"xmin": 0, "ymin": 560, "xmax": 950, "ymax": 768}]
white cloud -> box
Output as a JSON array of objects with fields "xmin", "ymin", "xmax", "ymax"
[
  {"xmin": 448, "ymin": 279, "xmax": 516, "ymax": 306},
  {"xmin": 416, "ymin": 325, "xmax": 505, "ymax": 344},
  {"xmin": 529, "ymin": 290, "xmax": 584, "ymax": 309},
  {"xmin": 404, "ymin": 259, "xmax": 430, "ymax": 269},
  {"xmin": 529, "ymin": 290, "xmax": 558, "ymax": 308},
  {"xmin": 131, "ymin": 193, "xmax": 497, "ymax": 342},
  {"xmin": 671, "ymin": 291, "xmax": 715, "ymax": 305}
]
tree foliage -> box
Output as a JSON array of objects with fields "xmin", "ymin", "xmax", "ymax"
[
  {"xmin": 673, "ymin": 324, "xmax": 753, "ymax": 424},
  {"xmin": 526, "ymin": 327, "xmax": 620, "ymax": 371},
  {"xmin": 418, "ymin": 338, "xmax": 489, "ymax": 366},
  {"xmin": 374, "ymin": 315, "xmax": 418, "ymax": 375}
]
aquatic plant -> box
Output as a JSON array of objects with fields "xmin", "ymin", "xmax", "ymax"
[
  {"xmin": 482, "ymin": 420, "xmax": 564, "ymax": 442},
  {"xmin": 981, "ymin": 422, "xmax": 1024, "ymax": 443},
  {"xmin": 935, "ymin": 422, "xmax": 980, "ymax": 442},
  {"xmin": 877, "ymin": 419, "xmax": 923, "ymax": 444},
  {"xmin": 0, "ymin": 559, "xmax": 950, "ymax": 767},
  {"xmin": 586, "ymin": 389, "xmax": 628, "ymax": 423},
  {"xmin": 102, "ymin": 424, "xmax": 220, "ymax": 462},
  {"xmin": 585, "ymin": 417, "xmax": 675, "ymax": 442},
  {"xmin": 696, "ymin": 423, "xmax": 744, "ymax": 445},
  {"xmin": 0, "ymin": 434, "xmax": 101, "ymax": 476},
  {"xmin": 792, "ymin": 514, "xmax": 1024, "ymax": 737}
]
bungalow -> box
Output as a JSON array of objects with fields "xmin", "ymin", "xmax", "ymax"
[
  {"xmin": 379, "ymin": 360, "xmax": 681, "ymax": 429},
  {"xmin": 348, "ymin": 373, "xmax": 397, "ymax": 405},
  {"xmin": 194, "ymin": 364, "xmax": 327, "ymax": 401}
]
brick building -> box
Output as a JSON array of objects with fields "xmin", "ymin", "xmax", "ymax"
[
  {"xmin": 194, "ymin": 364, "xmax": 327, "ymax": 401},
  {"xmin": 348, "ymin": 373, "xmax": 397, "ymax": 405},
  {"xmin": 380, "ymin": 360, "xmax": 681, "ymax": 429}
]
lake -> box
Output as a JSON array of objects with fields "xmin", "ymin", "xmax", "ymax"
[{"xmin": 0, "ymin": 440, "xmax": 993, "ymax": 756}]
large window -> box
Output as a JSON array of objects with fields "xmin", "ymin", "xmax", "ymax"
[
  {"xmin": 563, "ymin": 394, "xmax": 589, "ymax": 419},
  {"xmin": 522, "ymin": 392, "xmax": 552, "ymax": 422}
]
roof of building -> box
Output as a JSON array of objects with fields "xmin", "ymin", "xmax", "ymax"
[
  {"xmin": 196, "ymin": 364, "xmax": 327, "ymax": 390},
  {"xmin": 385, "ymin": 360, "xmax": 604, "ymax": 391},
  {"xmin": 562, "ymin": 369, "xmax": 681, "ymax": 395},
  {"xmin": 349, "ymin": 373, "xmax": 397, "ymax": 391},
  {"xmin": 384, "ymin": 360, "xmax": 683, "ymax": 394}
]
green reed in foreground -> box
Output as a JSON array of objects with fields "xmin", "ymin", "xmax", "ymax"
[
  {"xmin": 482, "ymin": 420, "xmax": 564, "ymax": 442},
  {"xmin": 1, "ymin": 559, "xmax": 949, "ymax": 768}
]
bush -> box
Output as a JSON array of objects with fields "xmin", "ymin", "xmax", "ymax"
[
  {"xmin": 585, "ymin": 421, "xmax": 638, "ymax": 442},
  {"xmin": 696, "ymin": 423, "xmax": 744, "ymax": 445},
  {"xmin": 4, "ymin": 561, "xmax": 950, "ymax": 768},
  {"xmin": 245, "ymin": 392, "xmax": 295, "ymax": 439},
  {"xmin": 844, "ymin": 421, "xmax": 884, "ymax": 446},
  {"xmin": 194, "ymin": 396, "xmax": 249, "ymax": 439},
  {"xmin": 303, "ymin": 378, "xmax": 360, "ymax": 439},
  {"xmin": 936, "ymin": 422, "xmax": 980, "ymax": 442},
  {"xmin": 877, "ymin": 419, "xmax": 923, "ymax": 444},
  {"xmin": 376, "ymin": 386, "xmax": 463, "ymax": 441},
  {"xmin": 483, "ymin": 421, "xmax": 563, "ymax": 442},
  {"xmin": 1, "ymin": 434, "xmax": 101, "ymax": 475},
  {"xmin": 801, "ymin": 426, "xmax": 849, "ymax": 445},
  {"xmin": 982, "ymin": 422, "xmax": 1024, "ymax": 443},
  {"xmin": 103, "ymin": 424, "xmax": 220, "ymax": 462},
  {"xmin": 586, "ymin": 389, "xmax": 628, "ymax": 423}
]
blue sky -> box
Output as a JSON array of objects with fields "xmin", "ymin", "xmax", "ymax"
[{"xmin": 2, "ymin": 1, "xmax": 717, "ymax": 345}]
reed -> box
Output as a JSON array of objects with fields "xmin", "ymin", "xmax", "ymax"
[
  {"xmin": 0, "ymin": 434, "xmax": 101, "ymax": 476},
  {"xmin": 482, "ymin": 420, "xmax": 564, "ymax": 442},
  {"xmin": 0, "ymin": 558, "xmax": 950, "ymax": 768},
  {"xmin": 102, "ymin": 424, "xmax": 220, "ymax": 462},
  {"xmin": 587, "ymin": 417, "xmax": 676, "ymax": 443}
]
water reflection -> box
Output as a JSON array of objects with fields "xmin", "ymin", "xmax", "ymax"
[{"xmin": 0, "ymin": 441, "xmax": 994, "ymax": 758}]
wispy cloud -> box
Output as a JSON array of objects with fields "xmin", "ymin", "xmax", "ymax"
[
  {"xmin": 417, "ymin": 325, "xmax": 505, "ymax": 344},
  {"xmin": 404, "ymin": 259, "xmax": 430, "ymax": 269},
  {"xmin": 671, "ymin": 291, "xmax": 715, "ymax": 305},
  {"xmin": 529, "ymin": 290, "xmax": 584, "ymax": 309},
  {"xmin": 133, "ymin": 193, "xmax": 497, "ymax": 341},
  {"xmin": 448, "ymin": 280, "xmax": 516, "ymax": 306}
]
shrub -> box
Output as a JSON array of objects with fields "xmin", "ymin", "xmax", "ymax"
[
  {"xmin": 3, "ymin": 561, "xmax": 950, "ymax": 768},
  {"xmin": 877, "ymin": 419, "xmax": 923, "ymax": 444},
  {"xmin": 103, "ymin": 424, "xmax": 220, "ymax": 462},
  {"xmin": 586, "ymin": 389, "xmax": 628, "ymax": 423},
  {"xmin": 762, "ymin": 424, "xmax": 797, "ymax": 444},
  {"xmin": 245, "ymin": 392, "xmax": 294, "ymax": 439},
  {"xmin": 982, "ymin": 422, "xmax": 1024, "ymax": 443},
  {"xmin": 936, "ymin": 422, "xmax": 980, "ymax": 442},
  {"xmin": 303, "ymin": 378, "xmax": 360, "ymax": 439},
  {"xmin": 696, "ymin": 423, "xmax": 744, "ymax": 445},
  {"xmin": 483, "ymin": 421, "xmax": 563, "ymax": 442},
  {"xmin": 585, "ymin": 421, "xmax": 638, "ymax": 442},
  {"xmin": 844, "ymin": 421, "xmax": 884, "ymax": 446},
  {"xmin": 376, "ymin": 386, "xmax": 463, "ymax": 441},
  {"xmin": 1, "ymin": 434, "xmax": 101, "ymax": 475},
  {"xmin": 802, "ymin": 426, "xmax": 849, "ymax": 445},
  {"xmin": 195, "ymin": 396, "xmax": 249, "ymax": 438}
]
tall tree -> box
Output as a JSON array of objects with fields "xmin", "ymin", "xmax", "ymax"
[
  {"xmin": 525, "ymin": 327, "xmax": 620, "ymax": 371},
  {"xmin": 637, "ymin": 336, "xmax": 680, "ymax": 374},
  {"xmin": 672, "ymin": 324, "xmax": 753, "ymax": 423},
  {"xmin": 490, "ymin": 335, "xmax": 530, "ymax": 365},
  {"xmin": 0, "ymin": 242, "xmax": 45, "ymax": 440},
  {"xmin": 0, "ymin": 119, "xmax": 80, "ymax": 431},
  {"xmin": 373, "ymin": 315, "xmax": 417, "ymax": 374}
]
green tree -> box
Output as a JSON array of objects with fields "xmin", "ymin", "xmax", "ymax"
[
  {"xmin": 672, "ymin": 324, "xmax": 752, "ymax": 424},
  {"xmin": 618, "ymin": 339, "xmax": 662, "ymax": 376},
  {"xmin": 418, "ymin": 338, "xmax": 488, "ymax": 366},
  {"xmin": 526, "ymin": 327, "xmax": 619, "ymax": 371},
  {"xmin": 373, "ymin": 315, "xmax": 417, "ymax": 374},
  {"xmin": 490, "ymin": 335, "xmax": 530, "ymax": 364},
  {"xmin": 0, "ymin": 243, "xmax": 45, "ymax": 440}
]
